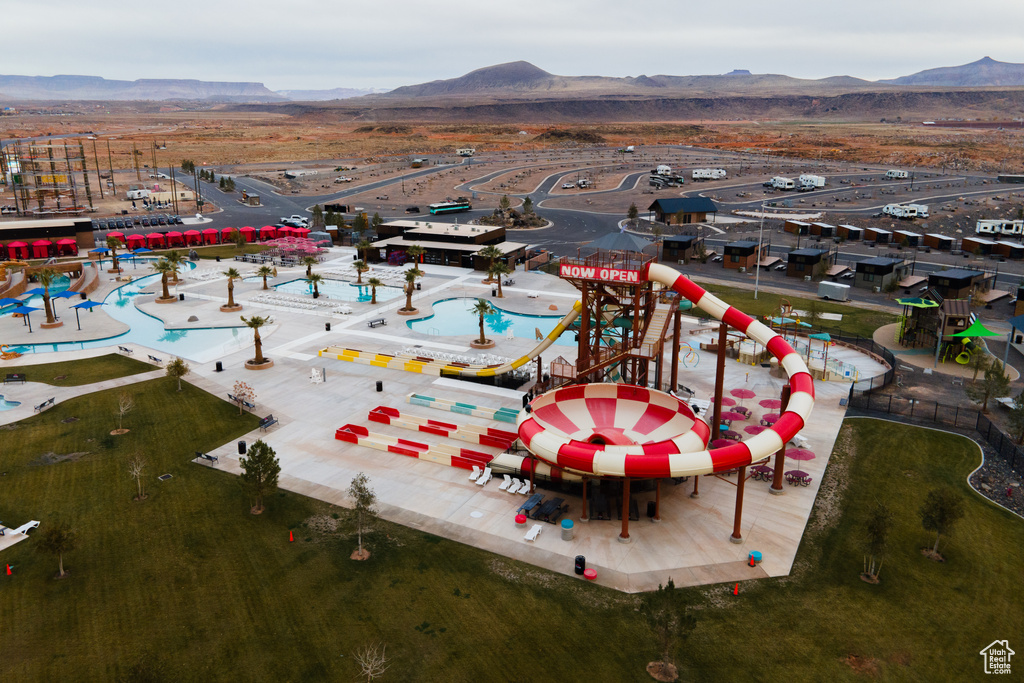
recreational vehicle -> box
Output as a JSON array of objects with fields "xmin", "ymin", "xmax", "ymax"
[{"xmin": 885, "ymin": 170, "xmax": 909, "ymax": 179}]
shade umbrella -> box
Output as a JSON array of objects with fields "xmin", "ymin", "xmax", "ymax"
[
  {"xmin": 132, "ymin": 247, "xmax": 153, "ymax": 254},
  {"xmin": 744, "ymin": 425, "xmax": 768, "ymax": 436},
  {"xmin": 23, "ymin": 287, "xmax": 45, "ymax": 296},
  {"xmin": 721, "ymin": 411, "xmax": 748, "ymax": 422},
  {"xmin": 10, "ymin": 305, "xmax": 40, "ymax": 332},
  {"xmin": 719, "ymin": 396, "xmax": 736, "ymax": 407},
  {"xmin": 787, "ymin": 448, "xmax": 816, "ymax": 461},
  {"xmin": 730, "ymin": 388, "xmax": 756, "ymax": 400},
  {"xmin": 70, "ymin": 300, "xmax": 103, "ymax": 330},
  {"xmin": 88, "ymin": 247, "xmax": 110, "ymax": 254},
  {"xmin": 761, "ymin": 413, "xmax": 781, "ymax": 424},
  {"xmin": 759, "ymin": 398, "xmax": 782, "ymax": 409}
]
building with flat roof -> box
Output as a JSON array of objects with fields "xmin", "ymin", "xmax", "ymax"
[
  {"xmin": 785, "ymin": 248, "xmax": 832, "ymax": 278},
  {"xmin": 660, "ymin": 235, "xmax": 702, "ymax": 264},
  {"xmin": 371, "ymin": 220, "xmax": 526, "ymax": 269},
  {"xmin": 854, "ymin": 257, "xmax": 908, "ymax": 290},
  {"xmin": 647, "ymin": 197, "xmax": 717, "ymax": 224},
  {"xmin": 723, "ymin": 240, "xmax": 761, "ymax": 271},
  {"xmin": 927, "ymin": 268, "xmax": 993, "ymax": 299},
  {"xmin": 0, "ymin": 217, "xmax": 94, "ymax": 257}
]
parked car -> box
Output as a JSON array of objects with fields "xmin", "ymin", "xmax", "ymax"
[
  {"xmin": 561, "ymin": 182, "xmax": 575, "ymax": 189},
  {"xmin": 173, "ymin": 215, "xmax": 183, "ymax": 224}
]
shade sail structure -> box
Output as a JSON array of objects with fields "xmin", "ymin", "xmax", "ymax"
[
  {"xmin": 895, "ymin": 297, "xmax": 939, "ymax": 308},
  {"xmin": 951, "ymin": 320, "xmax": 1000, "ymax": 338}
]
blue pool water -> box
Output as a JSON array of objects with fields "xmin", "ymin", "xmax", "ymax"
[
  {"xmin": 0, "ymin": 274, "xmax": 70, "ymax": 315},
  {"xmin": 3, "ymin": 261, "xmax": 249, "ymax": 362},
  {"xmin": 273, "ymin": 278, "xmax": 403, "ymax": 303},
  {"xmin": 0, "ymin": 395, "xmax": 21, "ymax": 410},
  {"xmin": 406, "ymin": 298, "xmax": 574, "ymax": 346}
]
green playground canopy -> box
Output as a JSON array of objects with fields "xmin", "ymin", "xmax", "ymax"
[
  {"xmin": 895, "ymin": 297, "xmax": 939, "ymax": 308},
  {"xmin": 809, "ymin": 332, "xmax": 832, "ymax": 341},
  {"xmin": 951, "ymin": 320, "xmax": 1000, "ymax": 338}
]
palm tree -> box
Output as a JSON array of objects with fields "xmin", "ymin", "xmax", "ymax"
[
  {"xmin": 405, "ymin": 244, "xmax": 425, "ymax": 267},
  {"xmin": 472, "ymin": 298, "xmax": 493, "ymax": 345},
  {"xmin": 223, "ymin": 267, "xmax": 241, "ymax": 309},
  {"xmin": 355, "ymin": 239, "xmax": 373, "ymax": 263},
  {"xmin": 478, "ymin": 245, "xmax": 503, "ymax": 281},
  {"xmin": 402, "ymin": 267, "xmax": 423, "ymax": 312},
  {"xmin": 308, "ymin": 273, "xmax": 323, "ymax": 299},
  {"xmin": 489, "ymin": 261, "xmax": 511, "ymax": 298},
  {"xmin": 302, "ymin": 255, "xmax": 318, "ymax": 278},
  {"xmin": 354, "ymin": 259, "xmax": 368, "ymax": 284},
  {"xmin": 36, "ymin": 267, "xmax": 60, "ymax": 324},
  {"xmin": 164, "ymin": 249, "xmax": 184, "ymax": 284},
  {"xmin": 106, "ymin": 236, "xmax": 123, "ymax": 273},
  {"xmin": 367, "ymin": 277, "xmax": 383, "ymax": 305},
  {"xmin": 151, "ymin": 258, "xmax": 175, "ymax": 300},
  {"xmin": 241, "ymin": 315, "xmax": 272, "ymax": 365},
  {"xmin": 257, "ymin": 265, "xmax": 273, "ymax": 290}
]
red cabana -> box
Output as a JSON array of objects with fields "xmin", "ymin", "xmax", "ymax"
[
  {"xmin": 238, "ymin": 226, "xmax": 257, "ymax": 243},
  {"xmin": 165, "ymin": 231, "xmax": 185, "ymax": 247},
  {"xmin": 6, "ymin": 241, "xmax": 29, "ymax": 259},
  {"xmin": 56, "ymin": 238, "xmax": 78, "ymax": 256},
  {"xmin": 221, "ymin": 227, "xmax": 239, "ymax": 242},
  {"xmin": 184, "ymin": 230, "xmax": 202, "ymax": 246},
  {"xmin": 259, "ymin": 225, "xmax": 277, "ymax": 240},
  {"xmin": 106, "ymin": 231, "xmax": 126, "ymax": 242},
  {"xmin": 126, "ymin": 234, "xmax": 146, "ymax": 249},
  {"xmin": 277, "ymin": 226, "xmax": 293, "ymax": 237},
  {"xmin": 31, "ymin": 239, "xmax": 53, "ymax": 258},
  {"xmin": 292, "ymin": 227, "xmax": 310, "ymax": 237},
  {"xmin": 201, "ymin": 228, "xmax": 220, "ymax": 245},
  {"xmin": 146, "ymin": 233, "xmax": 166, "ymax": 247}
]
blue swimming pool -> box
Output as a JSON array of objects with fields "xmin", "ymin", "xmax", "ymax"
[
  {"xmin": 273, "ymin": 278, "xmax": 403, "ymax": 303},
  {"xmin": 0, "ymin": 394, "xmax": 21, "ymax": 410},
  {"xmin": 406, "ymin": 298, "xmax": 574, "ymax": 346},
  {"xmin": 0, "ymin": 274, "xmax": 70, "ymax": 315},
  {"xmin": 3, "ymin": 262, "xmax": 249, "ymax": 362}
]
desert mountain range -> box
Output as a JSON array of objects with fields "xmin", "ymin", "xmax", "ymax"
[{"xmin": 1, "ymin": 57, "xmax": 1023, "ymax": 104}]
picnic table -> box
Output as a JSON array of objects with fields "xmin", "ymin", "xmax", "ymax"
[
  {"xmin": 616, "ymin": 497, "xmax": 640, "ymax": 522},
  {"xmin": 533, "ymin": 497, "xmax": 565, "ymax": 523},
  {"xmin": 517, "ymin": 493, "xmax": 544, "ymax": 514},
  {"xmin": 751, "ymin": 464, "xmax": 774, "ymax": 481},
  {"xmin": 588, "ymin": 492, "xmax": 611, "ymax": 520},
  {"xmin": 785, "ymin": 470, "xmax": 812, "ymax": 486}
]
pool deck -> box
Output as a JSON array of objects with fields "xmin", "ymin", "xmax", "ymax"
[{"xmin": 0, "ymin": 247, "xmax": 883, "ymax": 591}]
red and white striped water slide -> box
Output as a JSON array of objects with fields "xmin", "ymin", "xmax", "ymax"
[{"xmin": 516, "ymin": 262, "xmax": 815, "ymax": 479}]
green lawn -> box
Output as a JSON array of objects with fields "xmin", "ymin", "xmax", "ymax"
[
  {"xmin": 694, "ymin": 281, "xmax": 898, "ymax": 338},
  {"xmin": 0, "ymin": 370, "xmax": 1020, "ymax": 680},
  {"xmin": 2, "ymin": 353, "xmax": 155, "ymax": 387}
]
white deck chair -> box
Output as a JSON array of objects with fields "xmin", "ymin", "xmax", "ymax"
[
  {"xmin": 476, "ymin": 467, "xmax": 492, "ymax": 486},
  {"xmin": 524, "ymin": 524, "xmax": 543, "ymax": 542},
  {"xmin": 499, "ymin": 474, "xmax": 512, "ymax": 491},
  {"xmin": 790, "ymin": 433, "xmax": 810, "ymax": 449},
  {"xmin": 516, "ymin": 479, "xmax": 531, "ymax": 495},
  {"xmin": 508, "ymin": 477, "xmax": 522, "ymax": 494},
  {"xmin": 468, "ymin": 465, "xmax": 481, "ymax": 481}
]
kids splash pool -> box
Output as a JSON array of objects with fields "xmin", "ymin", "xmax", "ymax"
[
  {"xmin": 406, "ymin": 298, "xmax": 574, "ymax": 345},
  {"xmin": 270, "ymin": 278, "xmax": 403, "ymax": 303}
]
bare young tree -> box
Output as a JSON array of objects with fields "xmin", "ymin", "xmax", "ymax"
[
  {"xmin": 352, "ymin": 642, "xmax": 390, "ymax": 682},
  {"xmin": 117, "ymin": 391, "xmax": 135, "ymax": 431},
  {"xmin": 128, "ymin": 454, "xmax": 147, "ymax": 501},
  {"xmin": 348, "ymin": 472, "xmax": 378, "ymax": 559}
]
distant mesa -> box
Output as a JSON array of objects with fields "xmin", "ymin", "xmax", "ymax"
[
  {"xmin": 726, "ymin": 70, "xmax": 752, "ymax": 76},
  {"xmin": 532, "ymin": 129, "xmax": 606, "ymax": 144},
  {"xmin": 0, "ymin": 74, "xmax": 284, "ymax": 102},
  {"xmin": 384, "ymin": 61, "xmax": 554, "ymax": 97}
]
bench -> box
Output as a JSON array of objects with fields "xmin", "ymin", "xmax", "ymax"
[
  {"xmin": 118, "ymin": 345, "xmax": 133, "ymax": 354},
  {"xmin": 227, "ymin": 394, "xmax": 257, "ymax": 410},
  {"xmin": 4, "ymin": 373, "xmax": 26, "ymax": 385},
  {"xmin": 259, "ymin": 414, "xmax": 279, "ymax": 431},
  {"xmin": 195, "ymin": 451, "xmax": 218, "ymax": 463},
  {"xmin": 367, "ymin": 319, "xmax": 386, "ymax": 328},
  {"xmin": 148, "ymin": 355, "xmax": 163, "ymax": 364},
  {"xmin": 34, "ymin": 397, "xmax": 55, "ymax": 413}
]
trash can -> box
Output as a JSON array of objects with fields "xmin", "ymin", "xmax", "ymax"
[
  {"xmin": 416, "ymin": 282, "xmax": 421, "ymax": 290},
  {"xmin": 749, "ymin": 551, "xmax": 763, "ymax": 565},
  {"xmin": 583, "ymin": 568, "xmax": 597, "ymax": 581},
  {"xmin": 491, "ymin": 289, "xmax": 496, "ymax": 297},
  {"xmin": 375, "ymin": 380, "xmax": 383, "ymax": 392},
  {"xmin": 646, "ymin": 501, "xmax": 656, "ymax": 518},
  {"xmin": 515, "ymin": 514, "xmax": 527, "ymax": 528},
  {"xmin": 215, "ymin": 256, "xmax": 221, "ymax": 262},
  {"xmin": 574, "ymin": 555, "xmax": 586, "ymax": 575},
  {"xmin": 561, "ymin": 518, "xmax": 574, "ymax": 541},
  {"xmin": 215, "ymin": 361, "xmax": 223, "ymax": 372},
  {"xmin": 178, "ymin": 293, "xmax": 184, "ymax": 301},
  {"xmin": 325, "ymin": 322, "xmax": 331, "ymax": 332},
  {"xmin": 80, "ymin": 292, "xmax": 88, "ymax": 300},
  {"xmin": 237, "ymin": 440, "xmax": 246, "ymax": 455},
  {"xmin": 1017, "ymin": 334, "xmax": 1023, "ymax": 344}
]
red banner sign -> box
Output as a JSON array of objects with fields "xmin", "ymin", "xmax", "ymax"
[{"xmin": 559, "ymin": 263, "xmax": 641, "ymax": 283}]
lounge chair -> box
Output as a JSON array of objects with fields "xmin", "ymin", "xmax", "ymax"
[
  {"xmin": 499, "ymin": 474, "xmax": 512, "ymax": 491},
  {"xmin": 476, "ymin": 467, "xmax": 492, "ymax": 486},
  {"xmin": 524, "ymin": 524, "xmax": 543, "ymax": 542},
  {"xmin": 468, "ymin": 465, "xmax": 481, "ymax": 481},
  {"xmin": 517, "ymin": 479, "xmax": 532, "ymax": 495},
  {"xmin": 508, "ymin": 477, "xmax": 522, "ymax": 494},
  {"xmin": 11, "ymin": 520, "xmax": 39, "ymax": 535}
]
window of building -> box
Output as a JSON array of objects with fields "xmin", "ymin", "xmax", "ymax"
[{"xmin": 730, "ymin": 254, "xmax": 740, "ymax": 263}]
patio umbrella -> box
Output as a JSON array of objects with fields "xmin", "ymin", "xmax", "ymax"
[
  {"xmin": 730, "ymin": 388, "xmax": 756, "ymax": 400},
  {"xmin": 70, "ymin": 300, "xmax": 103, "ymax": 330},
  {"xmin": 88, "ymin": 247, "xmax": 110, "ymax": 254},
  {"xmin": 744, "ymin": 425, "xmax": 768, "ymax": 436},
  {"xmin": 0, "ymin": 297, "xmax": 25, "ymax": 309},
  {"xmin": 23, "ymin": 287, "xmax": 45, "ymax": 296},
  {"xmin": 761, "ymin": 413, "xmax": 781, "ymax": 424},
  {"xmin": 721, "ymin": 411, "xmax": 748, "ymax": 422},
  {"xmin": 787, "ymin": 448, "xmax": 816, "ymax": 461},
  {"xmin": 132, "ymin": 247, "xmax": 153, "ymax": 254},
  {"xmin": 10, "ymin": 305, "xmax": 40, "ymax": 332},
  {"xmin": 759, "ymin": 398, "xmax": 782, "ymax": 409},
  {"xmin": 719, "ymin": 396, "xmax": 736, "ymax": 407},
  {"xmin": 710, "ymin": 439, "xmax": 733, "ymax": 449}
]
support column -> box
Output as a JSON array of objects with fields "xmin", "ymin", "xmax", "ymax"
[
  {"xmin": 653, "ymin": 479, "xmax": 662, "ymax": 522},
  {"xmin": 730, "ymin": 465, "xmax": 747, "ymax": 543},
  {"xmin": 529, "ymin": 456, "xmax": 535, "ymax": 494},
  {"xmin": 711, "ymin": 322, "xmax": 729, "ymax": 440},
  {"xmin": 670, "ymin": 307, "xmax": 681, "ymax": 392},
  {"xmin": 690, "ymin": 474, "xmax": 700, "ymax": 499},
  {"xmin": 770, "ymin": 385, "xmax": 792, "ymax": 495},
  {"xmin": 580, "ymin": 477, "xmax": 589, "ymax": 522},
  {"xmin": 618, "ymin": 478, "xmax": 631, "ymax": 543}
]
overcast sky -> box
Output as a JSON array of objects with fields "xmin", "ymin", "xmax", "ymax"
[{"xmin": 7, "ymin": 0, "xmax": 1024, "ymax": 91}]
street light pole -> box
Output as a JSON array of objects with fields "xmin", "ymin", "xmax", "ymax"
[{"xmin": 755, "ymin": 201, "xmax": 766, "ymax": 300}]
